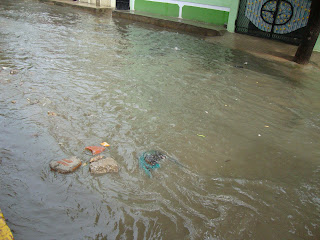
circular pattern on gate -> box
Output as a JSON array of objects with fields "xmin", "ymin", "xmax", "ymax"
[{"xmin": 261, "ymin": 0, "xmax": 293, "ymax": 26}]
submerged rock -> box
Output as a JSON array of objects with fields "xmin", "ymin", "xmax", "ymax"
[
  {"xmin": 90, "ymin": 157, "xmax": 119, "ymax": 174},
  {"xmin": 90, "ymin": 155, "xmax": 104, "ymax": 163},
  {"xmin": 50, "ymin": 156, "xmax": 82, "ymax": 174}
]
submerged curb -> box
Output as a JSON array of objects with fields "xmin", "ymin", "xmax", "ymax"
[
  {"xmin": 0, "ymin": 209, "xmax": 14, "ymax": 240},
  {"xmin": 112, "ymin": 10, "xmax": 222, "ymax": 37},
  {"xmin": 38, "ymin": 0, "xmax": 113, "ymax": 13},
  {"xmin": 38, "ymin": 0, "xmax": 223, "ymax": 37}
]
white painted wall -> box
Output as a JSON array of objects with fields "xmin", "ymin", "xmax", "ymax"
[{"xmin": 79, "ymin": 0, "xmax": 115, "ymax": 7}]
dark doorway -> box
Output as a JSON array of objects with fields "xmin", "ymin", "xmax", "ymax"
[
  {"xmin": 235, "ymin": 0, "xmax": 312, "ymax": 45},
  {"xmin": 116, "ymin": 0, "xmax": 130, "ymax": 10}
]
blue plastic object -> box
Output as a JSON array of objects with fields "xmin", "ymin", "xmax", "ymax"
[{"xmin": 139, "ymin": 151, "xmax": 162, "ymax": 178}]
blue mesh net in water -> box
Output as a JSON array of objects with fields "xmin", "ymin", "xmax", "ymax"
[{"xmin": 139, "ymin": 151, "xmax": 161, "ymax": 178}]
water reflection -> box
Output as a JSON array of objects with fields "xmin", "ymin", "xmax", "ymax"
[{"xmin": 0, "ymin": 1, "xmax": 319, "ymax": 239}]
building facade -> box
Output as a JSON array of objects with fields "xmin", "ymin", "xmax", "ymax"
[
  {"xmin": 129, "ymin": 0, "xmax": 320, "ymax": 52},
  {"xmin": 132, "ymin": 0, "xmax": 239, "ymax": 32},
  {"xmin": 80, "ymin": 0, "xmax": 115, "ymax": 7}
]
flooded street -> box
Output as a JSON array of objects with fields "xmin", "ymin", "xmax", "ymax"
[{"xmin": 1, "ymin": 0, "xmax": 320, "ymax": 239}]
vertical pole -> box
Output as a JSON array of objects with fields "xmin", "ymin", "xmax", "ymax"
[
  {"xmin": 227, "ymin": 0, "xmax": 241, "ymax": 32},
  {"xmin": 178, "ymin": 3, "xmax": 183, "ymax": 18},
  {"xmin": 294, "ymin": 0, "xmax": 320, "ymax": 64}
]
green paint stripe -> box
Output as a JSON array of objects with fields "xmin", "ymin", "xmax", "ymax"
[
  {"xmin": 182, "ymin": 6, "xmax": 229, "ymax": 25},
  {"xmin": 134, "ymin": 0, "xmax": 179, "ymax": 17}
]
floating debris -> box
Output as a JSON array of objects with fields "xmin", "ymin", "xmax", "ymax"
[
  {"xmin": 139, "ymin": 150, "xmax": 165, "ymax": 178},
  {"xmin": 10, "ymin": 69, "xmax": 18, "ymax": 75},
  {"xmin": 47, "ymin": 111, "xmax": 57, "ymax": 116},
  {"xmin": 138, "ymin": 150, "xmax": 184, "ymax": 178},
  {"xmin": 85, "ymin": 146, "xmax": 105, "ymax": 155},
  {"xmin": 32, "ymin": 133, "xmax": 40, "ymax": 138},
  {"xmin": 197, "ymin": 134, "xmax": 206, "ymax": 138},
  {"xmin": 100, "ymin": 142, "xmax": 110, "ymax": 147},
  {"xmin": 235, "ymin": 65, "xmax": 244, "ymax": 69}
]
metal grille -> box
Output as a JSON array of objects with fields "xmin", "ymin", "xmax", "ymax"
[
  {"xmin": 235, "ymin": 0, "xmax": 312, "ymax": 45},
  {"xmin": 116, "ymin": 0, "xmax": 130, "ymax": 10}
]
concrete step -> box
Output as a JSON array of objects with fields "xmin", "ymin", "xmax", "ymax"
[
  {"xmin": 39, "ymin": 0, "xmax": 226, "ymax": 36},
  {"xmin": 112, "ymin": 10, "xmax": 226, "ymax": 37},
  {"xmin": 39, "ymin": 0, "xmax": 113, "ymax": 13}
]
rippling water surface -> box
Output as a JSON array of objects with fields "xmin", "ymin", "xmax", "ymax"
[{"xmin": 1, "ymin": 1, "xmax": 320, "ymax": 239}]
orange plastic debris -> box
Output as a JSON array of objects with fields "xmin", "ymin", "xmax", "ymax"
[
  {"xmin": 85, "ymin": 146, "xmax": 106, "ymax": 155},
  {"xmin": 100, "ymin": 142, "xmax": 110, "ymax": 147}
]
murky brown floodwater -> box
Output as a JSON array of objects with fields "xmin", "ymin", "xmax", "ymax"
[{"xmin": 0, "ymin": 1, "xmax": 320, "ymax": 239}]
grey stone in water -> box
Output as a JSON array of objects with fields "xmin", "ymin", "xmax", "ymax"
[
  {"xmin": 90, "ymin": 155, "xmax": 104, "ymax": 163},
  {"xmin": 50, "ymin": 156, "xmax": 82, "ymax": 174},
  {"xmin": 90, "ymin": 157, "xmax": 119, "ymax": 174}
]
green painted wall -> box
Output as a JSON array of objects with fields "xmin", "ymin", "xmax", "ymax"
[
  {"xmin": 182, "ymin": 6, "xmax": 229, "ymax": 25},
  {"xmin": 134, "ymin": 0, "xmax": 179, "ymax": 17},
  {"xmin": 134, "ymin": 0, "xmax": 240, "ymax": 31}
]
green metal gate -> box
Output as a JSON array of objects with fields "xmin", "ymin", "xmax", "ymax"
[{"xmin": 235, "ymin": 0, "xmax": 312, "ymax": 45}]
